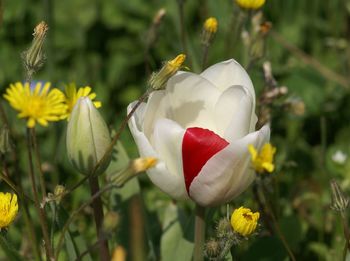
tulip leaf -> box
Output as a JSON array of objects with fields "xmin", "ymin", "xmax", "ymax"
[{"xmin": 160, "ymin": 203, "xmax": 194, "ymax": 261}]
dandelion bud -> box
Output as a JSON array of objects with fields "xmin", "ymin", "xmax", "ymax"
[
  {"xmin": 22, "ymin": 21, "xmax": 48, "ymax": 77},
  {"xmin": 216, "ymin": 218, "xmax": 232, "ymax": 238},
  {"xmin": 153, "ymin": 8, "xmax": 166, "ymax": 25},
  {"xmin": 149, "ymin": 54, "xmax": 186, "ymax": 90},
  {"xmin": 330, "ymin": 180, "xmax": 350, "ymax": 212},
  {"xmin": 230, "ymin": 207, "xmax": 260, "ymax": 237},
  {"xmin": 66, "ymin": 97, "xmax": 112, "ymax": 176},
  {"xmin": 202, "ymin": 17, "xmax": 218, "ymax": 47},
  {"xmin": 204, "ymin": 238, "xmax": 221, "ymax": 258},
  {"xmin": 0, "ymin": 125, "xmax": 12, "ymax": 154},
  {"xmin": 236, "ymin": 0, "xmax": 266, "ymax": 10},
  {"xmin": 110, "ymin": 157, "xmax": 157, "ymax": 186}
]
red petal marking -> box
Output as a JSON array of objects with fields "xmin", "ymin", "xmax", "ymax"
[{"xmin": 182, "ymin": 127, "xmax": 229, "ymax": 194}]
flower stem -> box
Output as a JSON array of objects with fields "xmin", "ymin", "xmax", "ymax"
[
  {"xmin": 26, "ymin": 128, "xmax": 53, "ymax": 260},
  {"xmin": 177, "ymin": 0, "xmax": 188, "ymax": 55},
  {"xmin": 55, "ymin": 184, "xmax": 117, "ymax": 259},
  {"xmin": 30, "ymin": 127, "xmax": 47, "ymax": 199},
  {"xmin": 193, "ymin": 204, "xmax": 206, "ymax": 261},
  {"xmin": 88, "ymin": 176, "xmax": 110, "ymax": 261},
  {"xmin": 341, "ymin": 212, "xmax": 350, "ymax": 252}
]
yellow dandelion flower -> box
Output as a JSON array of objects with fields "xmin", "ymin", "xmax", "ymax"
[
  {"xmin": 236, "ymin": 0, "xmax": 266, "ymax": 10},
  {"xmin": 204, "ymin": 17, "xmax": 218, "ymax": 34},
  {"xmin": 230, "ymin": 206, "xmax": 259, "ymax": 236},
  {"xmin": 0, "ymin": 193, "xmax": 19, "ymax": 229},
  {"xmin": 63, "ymin": 83, "xmax": 102, "ymax": 119},
  {"xmin": 3, "ymin": 82, "xmax": 68, "ymax": 128},
  {"xmin": 248, "ymin": 143, "xmax": 276, "ymax": 174}
]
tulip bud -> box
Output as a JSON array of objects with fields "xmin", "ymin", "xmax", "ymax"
[
  {"xmin": 330, "ymin": 180, "xmax": 350, "ymax": 212},
  {"xmin": 22, "ymin": 21, "xmax": 48, "ymax": 78},
  {"xmin": 66, "ymin": 97, "xmax": 111, "ymax": 176}
]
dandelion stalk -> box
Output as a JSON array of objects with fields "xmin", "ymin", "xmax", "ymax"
[
  {"xmin": 193, "ymin": 204, "xmax": 206, "ymax": 261},
  {"xmin": 177, "ymin": 0, "xmax": 188, "ymax": 56},
  {"xmin": 88, "ymin": 176, "xmax": 110, "ymax": 261},
  {"xmin": 26, "ymin": 127, "xmax": 53, "ymax": 260},
  {"xmin": 55, "ymin": 184, "xmax": 117, "ymax": 260}
]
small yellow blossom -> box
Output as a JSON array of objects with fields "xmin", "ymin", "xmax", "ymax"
[
  {"xmin": 230, "ymin": 206, "xmax": 259, "ymax": 236},
  {"xmin": 0, "ymin": 193, "xmax": 18, "ymax": 229},
  {"xmin": 236, "ymin": 0, "xmax": 266, "ymax": 10},
  {"xmin": 3, "ymin": 82, "xmax": 67, "ymax": 128},
  {"xmin": 63, "ymin": 83, "xmax": 101, "ymax": 119},
  {"xmin": 248, "ymin": 143, "xmax": 276, "ymax": 174},
  {"xmin": 149, "ymin": 54, "xmax": 186, "ymax": 90},
  {"xmin": 131, "ymin": 157, "xmax": 158, "ymax": 173},
  {"xmin": 204, "ymin": 17, "xmax": 218, "ymax": 34}
]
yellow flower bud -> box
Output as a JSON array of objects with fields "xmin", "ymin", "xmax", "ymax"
[
  {"xmin": 66, "ymin": 97, "xmax": 112, "ymax": 176},
  {"xmin": 230, "ymin": 207, "xmax": 259, "ymax": 236},
  {"xmin": 0, "ymin": 193, "xmax": 18, "ymax": 229},
  {"xmin": 204, "ymin": 17, "xmax": 218, "ymax": 34},
  {"xmin": 248, "ymin": 143, "xmax": 276, "ymax": 174},
  {"xmin": 236, "ymin": 0, "xmax": 266, "ymax": 10},
  {"xmin": 149, "ymin": 54, "xmax": 186, "ymax": 90}
]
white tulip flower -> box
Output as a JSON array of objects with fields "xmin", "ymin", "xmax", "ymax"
[{"xmin": 128, "ymin": 59, "xmax": 270, "ymax": 206}]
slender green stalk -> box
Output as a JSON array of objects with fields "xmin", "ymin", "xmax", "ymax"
[
  {"xmin": 201, "ymin": 45, "xmax": 209, "ymax": 71},
  {"xmin": 55, "ymin": 184, "xmax": 117, "ymax": 260},
  {"xmin": 193, "ymin": 204, "xmax": 206, "ymax": 261},
  {"xmin": 260, "ymin": 183, "xmax": 296, "ymax": 261},
  {"xmin": 177, "ymin": 0, "xmax": 188, "ymax": 55},
  {"xmin": 88, "ymin": 176, "xmax": 110, "ymax": 261},
  {"xmin": 26, "ymin": 128, "xmax": 53, "ymax": 260},
  {"xmin": 30, "ymin": 127, "xmax": 47, "ymax": 199},
  {"xmin": 341, "ymin": 212, "xmax": 350, "ymax": 251}
]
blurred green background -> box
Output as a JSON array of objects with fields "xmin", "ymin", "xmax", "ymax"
[{"xmin": 1, "ymin": 0, "xmax": 350, "ymax": 260}]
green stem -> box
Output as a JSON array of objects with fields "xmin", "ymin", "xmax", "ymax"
[
  {"xmin": 30, "ymin": 127, "xmax": 47, "ymax": 199},
  {"xmin": 26, "ymin": 128, "xmax": 53, "ymax": 260},
  {"xmin": 193, "ymin": 204, "xmax": 205, "ymax": 261},
  {"xmin": 177, "ymin": 0, "xmax": 188, "ymax": 55},
  {"xmin": 55, "ymin": 184, "xmax": 117, "ymax": 260},
  {"xmin": 341, "ymin": 212, "xmax": 350, "ymax": 251},
  {"xmin": 88, "ymin": 176, "xmax": 110, "ymax": 261}
]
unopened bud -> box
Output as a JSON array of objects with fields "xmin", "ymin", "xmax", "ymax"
[
  {"xmin": 204, "ymin": 238, "xmax": 221, "ymax": 258},
  {"xmin": 153, "ymin": 8, "xmax": 166, "ymax": 25},
  {"xmin": 0, "ymin": 125, "xmax": 12, "ymax": 154},
  {"xmin": 149, "ymin": 54, "xmax": 186, "ymax": 90},
  {"xmin": 216, "ymin": 218, "xmax": 232, "ymax": 238},
  {"xmin": 330, "ymin": 180, "xmax": 350, "ymax": 212},
  {"xmin": 22, "ymin": 21, "xmax": 48, "ymax": 76},
  {"xmin": 110, "ymin": 157, "xmax": 157, "ymax": 186},
  {"xmin": 66, "ymin": 97, "xmax": 112, "ymax": 176},
  {"xmin": 202, "ymin": 17, "xmax": 218, "ymax": 47}
]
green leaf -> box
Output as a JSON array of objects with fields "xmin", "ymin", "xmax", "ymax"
[
  {"xmin": 0, "ymin": 233, "xmax": 23, "ymax": 261},
  {"xmin": 160, "ymin": 203, "xmax": 194, "ymax": 261}
]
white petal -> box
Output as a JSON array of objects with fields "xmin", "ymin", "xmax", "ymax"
[
  {"xmin": 189, "ymin": 125, "xmax": 270, "ymax": 207},
  {"xmin": 201, "ymin": 59, "xmax": 255, "ymax": 101},
  {"xmin": 153, "ymin": 118, "xmax": 188, "ymax": 198},
  {"xmin": 215, "ymin": 85, "xmax": 254, "ymax": 141},
  {"xmin": 164, "ymin": 72, "xmax": 221, "ymax": 132},
  {"xmin": 128, "ymin": 107, "xmax": 188, "ymax": 199}
]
